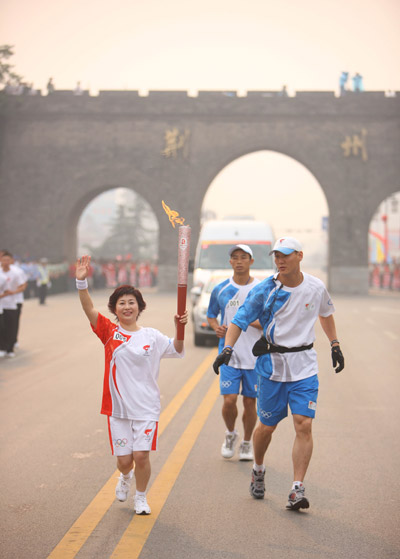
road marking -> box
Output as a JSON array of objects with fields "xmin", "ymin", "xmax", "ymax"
[
  {"xmin": 47, "ymin": 349, "xmax": 218, "ymax": 559},
  {"xmin": 384, "ymin": 330, "xmax": 398, "ymax": 340},
  {"xmin": 111, "ymin": 375, "xmax": 220, "ymax": 558},
  {"xmin": 157, "ymin": 349, "xmax": 217, "ymax": 438}
]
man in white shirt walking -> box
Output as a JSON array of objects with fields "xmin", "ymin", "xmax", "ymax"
[
  {"xmin": 207, "ymin": 245, "xmax": 262, "ymax": 461},
  {"xmin": 0, "ymin": 251, "xmax": 27, "ymax": 357}
]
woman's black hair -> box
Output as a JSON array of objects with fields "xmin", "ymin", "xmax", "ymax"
[{"xmin": 108, "ymin": 285, "xmax": 146, "ymax": 320}]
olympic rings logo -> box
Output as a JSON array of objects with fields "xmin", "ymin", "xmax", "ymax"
[
  {"xmin": 260, "ymin": 409, "xmax": 272, "ymax": 419},
  {"xmin": 221, "ymin": 381, "xmax": 232, "ymax": 388},
  {"xmin": 114, "ymin": 438, "xmax": 128, "ymax": 447}
]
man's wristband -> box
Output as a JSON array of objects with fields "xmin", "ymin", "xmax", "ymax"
[
  {"xmin": 330, "ymin": 339, "xmax": 340, "ymax": 347},
  {"xmin": 76, "ymin": 278, "xmax": 88, "ymax": 290},
  {"xmin": 223, "ymin": 345, "xmax": 233, "ymax": 351}
]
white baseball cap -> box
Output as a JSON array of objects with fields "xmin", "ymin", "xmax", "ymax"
[
  {"xmin": 269, "ymin": 237, "xmax": 302, "ymax": 255},
  {"xmin": 229, "ymin": 244, "xmax": 253, "ymax": 257}
]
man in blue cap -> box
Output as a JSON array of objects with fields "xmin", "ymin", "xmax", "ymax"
[{"xmin": 213, "ymin": 237, "xmax": 344, "ymax": 510}]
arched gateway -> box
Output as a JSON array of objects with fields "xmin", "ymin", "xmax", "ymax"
[{"xmin": 0, "ymin": 90, "xmax": 399, "ymax": 294}]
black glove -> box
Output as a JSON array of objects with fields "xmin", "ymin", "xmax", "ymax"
[
  {"xmin": 331, "ymin": 345, "xmax": 344, "ymax": 373},
  {"xmin": 213, "ymin": 346, "xmax": 233, "ymax": 375}
]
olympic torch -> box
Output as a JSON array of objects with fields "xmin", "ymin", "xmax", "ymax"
[
  {"xmin": 161, "ymin": 201, "xmax": 191, "ymax": 340},
  {"xmin": 177, "ymin": 225, "xmax": 191, "ymax": 340}
]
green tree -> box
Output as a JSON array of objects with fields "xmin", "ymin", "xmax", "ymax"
[
  {"xmin": 128, "ymin": 195, "xmax": 158, "ymax": 260},
  {"xmin": 0, "ymin": 45, "xmax": 22, "ymax": 87}
]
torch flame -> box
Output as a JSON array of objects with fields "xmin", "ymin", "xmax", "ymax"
[{"xmin": 162, "ymin": 200, "xmax": 187, "ymax": 228}]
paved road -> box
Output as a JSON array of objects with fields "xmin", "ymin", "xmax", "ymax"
[{"xmin": 1, "ymin": 289, "xmax": 399, "ymax": 559}]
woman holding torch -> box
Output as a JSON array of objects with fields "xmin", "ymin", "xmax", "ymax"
[{"xmin": 75, "ymin": 255, "xmax": 188, "ymax": 515}]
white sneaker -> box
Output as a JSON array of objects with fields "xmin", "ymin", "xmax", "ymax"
[
  {"xmin": 239, "ymin": 441, "xmax": 253, "ymax": 461},
  {"xmin": 6, "ymin": 352, "xmax": 16, "ymax": 358},
  {"xmin": 286, "ymin": 484, "xmax": 309, "ymax": 510},
  {"xmin": 115, "ymin": 470, "xmax": 133, "ymax": 502},
  {"xmin": 250, "ymin": 468, "xmax": 265, "ymax": 499},
  {"xmin": 134, "ymin": 494, "xmax": 151, "ymax": 515},
  {"xmin": 0, "ymin": 350, "xmax": 6, "ymax": 358},
  {"xmin": 221, "ymin": 431, "xmax": 238, "ymax": 459}
]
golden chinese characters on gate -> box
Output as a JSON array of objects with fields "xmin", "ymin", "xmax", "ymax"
[
  {"xmin": 161, "ymin": 128, "xmax": 190, "ymax": 159},
  {"xmin": 340, "ymin": 129, "xmax": 368, "ymax": 162}
]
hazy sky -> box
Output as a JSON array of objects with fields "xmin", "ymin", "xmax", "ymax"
[
  {"xmin": 2, "ymin": 0, "xmax": 399, "ymax": 93},
  {"xmin": 2, "ymin": 0, "xmax": 399, "ymax": 251}
]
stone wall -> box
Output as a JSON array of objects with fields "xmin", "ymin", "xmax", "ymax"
[{"xmin": 0, "ymin": 90, "xmax": 399, "ymax": 293}]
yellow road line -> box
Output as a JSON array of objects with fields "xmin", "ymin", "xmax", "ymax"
[
  {"xmin": 158, "ymin": 349, "xmax": 217, "ymax": 438},
  {"xmin": 47, "ymin": 349, "xmax": 217, "ymax": 559},
  {"xmin": 111, "ymin": 375, "xmax": 220, "ymax": 558}
]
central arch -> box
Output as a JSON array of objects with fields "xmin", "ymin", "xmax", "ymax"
[{"xmin": 201, "ymin": 150, "xmax": 329, "ymax": 272}]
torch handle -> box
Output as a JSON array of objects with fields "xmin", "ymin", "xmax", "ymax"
[{"xmin": 177, "ymin": 284, "xmax": 187, "ymax": 340}]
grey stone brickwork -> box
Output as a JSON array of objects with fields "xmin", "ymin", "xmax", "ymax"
[{"xmin": 0, "ymin": 90, "xmax": 399, "ymax": 294}]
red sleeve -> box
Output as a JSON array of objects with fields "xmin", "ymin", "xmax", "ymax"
[{"xmin": 91, "ymin": 313, "xmax": 114, "ymax": 344}]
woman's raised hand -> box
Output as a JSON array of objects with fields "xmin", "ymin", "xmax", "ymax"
[{"xmin": 76, "ymin": 255, "xmax": 91, "ymax": 280}]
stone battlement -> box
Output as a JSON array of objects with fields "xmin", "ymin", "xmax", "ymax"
[{"xmin": 2, "ymin": 89, "xmax": 399, "ymax": 117}]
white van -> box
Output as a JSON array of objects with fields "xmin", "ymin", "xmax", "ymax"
[{"xmin": 193, "ymin": 219, "xmax": 275, "ymax": 288}]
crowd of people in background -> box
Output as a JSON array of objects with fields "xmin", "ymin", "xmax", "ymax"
[
  {"xmin": 4, "ymin": 256, "xmax": 158, "ymax": 297},
  {"xmin": 67, "ymin": 260, "xmax": 158, "ymax": 290},
  {"xmin": 369, "ymin": 261, "xmax": 400, "ymax": 291},
  {"xmin": 0, "ymin": 250, "xmax": 58, "ymax": 358},
  {"xmin": 0, "ymin": 251, "xmax": 158, "ymax": 360}
]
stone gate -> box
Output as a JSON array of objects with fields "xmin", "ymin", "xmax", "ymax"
[{"xmin": 0, "ymin": 90, "xmax": 399, "ymax": 293}]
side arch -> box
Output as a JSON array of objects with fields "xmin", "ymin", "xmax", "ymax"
[{"xmin": 64, "ymin": 185, "xmax": 161, "ymax": 263}]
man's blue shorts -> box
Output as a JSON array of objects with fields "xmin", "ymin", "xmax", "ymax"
[
  {"xmin": 220, "ymin": 364, "xmax": 257, "ymax": 398},
  {"xmin": 257, "ymin": 374, "xmax": 319, "ymax": 426}
]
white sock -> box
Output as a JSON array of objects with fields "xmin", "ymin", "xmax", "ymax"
[
  {"xmin": 242, "ymin": 440, "xmax": 251, "ymax": 444},
  {"xmin": 122, "ymin": 470, "xmax": 132, "ymax": 480},
  {"xmin": 253, "ymin": 463, "xmax": 265, "ymax": 473},
  {"xmin": 292, "ymin": 481, "xmax": 303, "ymax": 489},
  {"xmin": 136, "ymin": 490, "xmax": 146, "ymax": 497},
  {"xmin": 226, "ymin": 429, "xmax": 237, "ymax": 435}
]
